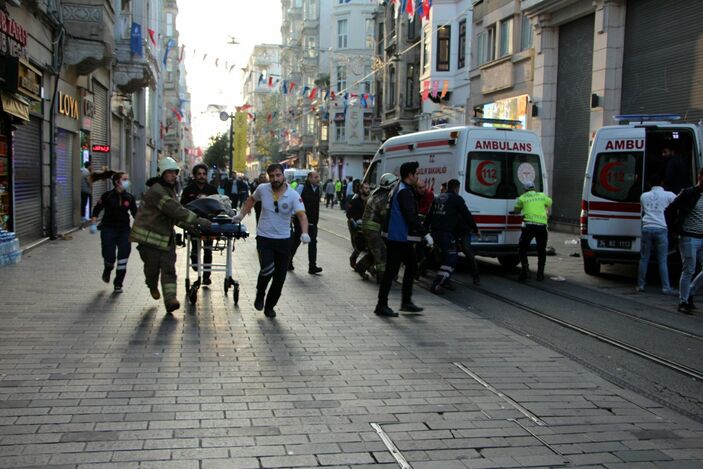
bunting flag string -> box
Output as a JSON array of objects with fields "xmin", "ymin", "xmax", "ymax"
[{"xmin": 440, "ymin": 80, "xmax": 449, "ymax": 99}]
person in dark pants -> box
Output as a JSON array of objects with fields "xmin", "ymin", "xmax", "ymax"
[
  {"xmin": 513, "ymin": 180, "xmax": 552, "ymax": 281},
  {"xmin": 81, "ymin": 161, "xmax": 93, "ymax": 221},
  {"xmin": 234, "ymin": 163, "xmax": 309, "ymax": 318},
  {"xmin": 91, "ymin": 171, "xmax": 137, "ymax": 293},
  {"xmin": 180, "ymin": 164, "xmax": 218, "ymax": 285},
  {"xmin": 346, "ymin": 181, "xmax": 370, "ymax": 273},
  {"xmin": 425, "ymin": 179, "xmax": 479, "ymax": 293},
  {"xmin": 290, "ymin": 171, "xmax": 323, "ymax": 274},
  {"xmin": 375, "ymin": 161, "xmax": 433, "ymax": 317}
]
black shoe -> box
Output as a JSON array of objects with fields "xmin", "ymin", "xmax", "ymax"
[
  {"xmin": 349, "ymin": 256, "xmax": 357, "ymax": 270},
  {"xmin": 165, "ymin": 299, "xmax": 180, "ymax": 313},
  {"xmin": 202, "ymin": 277, "xmax": 212, "ymax": 286},
  {"xmin": 518, "ymin": 268, "xmax": 529, "ymax": 282},
  {"xmin": 400, "ymin": 302, "xmax": 424, "ymax": 313},
  {"xmin": 254, "ymin": 294, "xmax": 265, "ymax": 311},
  {"xmin": 308, "ymin": 266, "xmax": 323, "ymax": 275},
  {"xmin": 102, "ymin": 268, "xmax": 112, "ymax": 283},
  {"xmin": 113, "ymin": 285, "xmax": 123, "ymax": 294},
  {"xmin": 472, "ymin": 276, "xmax": 480, "ymax": 286},
  {"xmin": 287, "ymin": 262, "xmax": 294, "ymax": 271},
  {"xmin": 264, "ymin": 308, "xmax": 277, "ymax": 318},
  {"xmin": 374, "ymin": 305, "xmax": 398, "ymax": 317},
  {"xmin": 688, "ymin": 297, "xmax": 697, "ymax": 310},
  {"xmin": 354, "ymin": 265, "xmax": 369, "ymax": 280},
  {"xmin": 536, "ymin": 272, "xmax": 545, "ymax": 281},
  {"xmin": 678, "ymin": 302, "xmax": 693, "ymax": 315}
]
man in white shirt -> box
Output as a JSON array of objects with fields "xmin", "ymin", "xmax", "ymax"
[
  {"xmin": 637, "ymin": 173, "xmax": 676, "ymax": 294},
  {"xmin": 235, "ymin": 163, "xmax": 310, "ymax": 318}
]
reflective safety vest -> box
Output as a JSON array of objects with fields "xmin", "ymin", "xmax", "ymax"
[
  {"xmin": 514, "ymin": 190, "xmax": 552, "ymax": 225},
  {"xmin": 130, "ymin": 180, "xmax": 199, "ymax": 250}
]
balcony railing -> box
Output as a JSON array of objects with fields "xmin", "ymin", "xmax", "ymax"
[{"xmin": 61, "ymin": 0, "xmax": 115, "ymax": 75}]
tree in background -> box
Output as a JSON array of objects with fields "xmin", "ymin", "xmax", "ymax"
[
  {"xmin": 203, "ymin": 132, "xmax": 229, "ymax": 170},
  {"xmin": 253, "ymin": 94, "xmax": 281, "ymax": 165}
]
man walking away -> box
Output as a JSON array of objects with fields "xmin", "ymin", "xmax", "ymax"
[
  {"xmin": 234, "ymin": 163, "xmax": 310, "ymax": 318},
  {"xmin": 375, "ymin": 162, "xmax": 432, "ymax": 317},
  {"xmin": 425, "ymin": 179, "xmax": 478, "ymax": 293},
  {"xmin": 180, "ymin": 164, "xmax": 218, "ymax": 285},
  {"xmin": 359, "ymin": 173, "xmax": 398, "ymax": 283},
  {"xmin": 667, "ymin": 168, "xmax": 703, "ymax": 314},
  {"xmin": 324, "ymin": 179, "xmax": 335, "ymax": 208},
  {"xmin": 237, "ymin": 176, "xmax": 250, "ymax": 208},
  {"xmin": 290, "ymin": 171, "xmax": 323, "ymax": 274},
  {"xmin": 81, "ymin": 161, "xmax": 93, "ymax": 222},
  {"xmin": 513, "ymin": 181, "xmax": 552, "ymax": 281},
  {"xmin": 637, "ymin": 174, "xmax": 676, "ymax": 294},
  {"xmin": 131, "ymin": 157, "xmax": 212, "ymax": 313}
]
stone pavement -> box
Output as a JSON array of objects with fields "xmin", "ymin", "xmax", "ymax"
[{"xmin": 0, "ymin": 224, "xmax": 701, "ymax": 469}]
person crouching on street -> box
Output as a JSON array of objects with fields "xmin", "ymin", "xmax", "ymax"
[
  {"xmin": 234, "ymin": 163, "xmax": 310, "ymax": 318},
  {"xmin": 513, "ymin": 180, "xmax": 552, "ymax": 281},
  {"xmin": 130, "ymin": 157, "xmax": 212, "ymax": 313},
  {"xmin": 90, "ymin": 171, "xmax": 137, "ymax": 293}
]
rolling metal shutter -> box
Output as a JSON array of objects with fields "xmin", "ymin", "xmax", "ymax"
[
  {"xmin": 552, "ymin": 13, "xmax": 594, "ymax": 226},
  {"xmin": 91, "ymin": 82, "xmax": 109, "ymax": 201},
  {"xmin": 55, "ymin": 129, "xmax": 73, "ymax": 231},
  {"xmin": 621, "ymin": 0, "xmax": 703, "ymax": 122},
  {"xmin": 12, "ymin": 116, "xmax": 42, "ymax": 243}
]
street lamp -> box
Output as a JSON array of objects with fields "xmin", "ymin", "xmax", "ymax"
[{"xmin": 219, "ymin": 111, "xmax": 234, "ymax": 175}]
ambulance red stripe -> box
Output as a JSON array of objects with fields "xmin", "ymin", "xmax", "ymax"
[{"xmin": 586, "ymin": 201, "xmax": 641, "ymax": 213}]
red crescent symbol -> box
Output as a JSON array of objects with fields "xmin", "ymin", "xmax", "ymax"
[
  {"xmin": 599, "ymin": 161, "xmax": 625, "ymax": 192},
  {"xmin": 476, "ymin": 161, "xmax": 496, "ymax": 186}
]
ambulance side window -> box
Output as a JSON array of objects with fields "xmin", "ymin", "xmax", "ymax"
[
  {"xmin": 364, "ymin": 160, "xmax": 379, "ymax": 189},
  {"xmin": 466, "ymin": 152, "xmax": 542, "ymax": 199},
  {"xmin": 591, "ymin": 151, "xmax": 643, "ymax": 202}
]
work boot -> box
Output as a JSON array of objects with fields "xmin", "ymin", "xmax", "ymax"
[
  {"xmin": 400, "ymin": 302, "xmax": 424, "ymax": 313},
  {"xmin": 537, "ymin": 264, "xmax": 545, "ymax": 281},
  {"xmin": 287, "ymin": 260, "xmax": 295, "ymax": 271},
  {"xmin": 165, "ymin": 298, "xmax": 180, "ymax": 313},
  {"xmin": 374, "ymin": 305, "xmax": 398, "ymax": 317},
  {"xmin": 349, "ymin": 255, "xmax": 357, "ymax": 270},
  {"xmin": 254, "ymin": 290, "xmax": 265, "ymax": 311},
  {"xmin": 308, "ymin": 266, "xmax": 323, "ymax": 275},
  {"xmin": 518, "ymin": 264, "xmax": 529, "ymax": 282},
  {"xmin": 264, "ymin": 307, "xmax": 277, "ymax": 318},
  {"xmin": 150, "ymin": 288, "xmax": 161, "ymax": 300},
  {"xmin": 101, "ymin": 267, "xmax": 112, "ymax": 283}
]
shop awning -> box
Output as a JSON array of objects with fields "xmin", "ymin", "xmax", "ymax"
[{"xmin": 0, "ymin": 92, "xmax": 30, "ymax": 122}]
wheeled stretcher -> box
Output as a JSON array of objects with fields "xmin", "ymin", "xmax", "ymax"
[{"xmin": 184, "ymin": 215, "xmax": 248, "ymax": 305}]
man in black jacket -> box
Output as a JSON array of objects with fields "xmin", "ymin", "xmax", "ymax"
[
  {"xmin": 180, "ymin": 164, "xmax": 218, "ymax": 285},
  {"xmin": 425, "ymin": 179, "xmax": 479, "ymax": 293},
  {"xmin": 666, "ymin": 168, "xmax": 703, "ymax": 313},
  {"xmin": 290, "ymin": 171, "xmax": 323, "ymax": 274},
  {"xmin": 375, "ymin": 162, "xmax": 433, "ymax": 317}
]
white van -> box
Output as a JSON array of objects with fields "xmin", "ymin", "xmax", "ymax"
[
  {"xmin": 580, "ymin": 114, "xmax": 703, "ymax": 275},
  {"xmin": 362, "ymin": 122, "xmax": 548, "ymax": 266},
  {"xmin": 284, "ymin": 168, "xmax": 312, "ymax": 187}
]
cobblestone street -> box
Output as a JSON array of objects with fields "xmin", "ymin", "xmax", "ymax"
[{"xmin": 0, "ymin": 226, "xmax": 701, "ymax": 468}]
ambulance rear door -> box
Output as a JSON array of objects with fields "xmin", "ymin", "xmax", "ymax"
[{"xmin": 584, "ymin": 127, "xmax": 645, "ymax": 253}]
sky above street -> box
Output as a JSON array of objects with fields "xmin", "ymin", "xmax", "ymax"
[{"xmin": 177, "ymin": 0, "xmax": 282, "ymax": 148}]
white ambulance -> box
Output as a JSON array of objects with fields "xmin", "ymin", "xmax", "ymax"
[
  {"xmin": 284, "ymin": 168, "xmax": 311, "ymax": 186},
  {"xmin": 362, "ymin": 121, "xmax": 548, "ymax": 267},
  {"xmin": 580, "ymin": 114, "xmax": 703, "ymax": 275}
]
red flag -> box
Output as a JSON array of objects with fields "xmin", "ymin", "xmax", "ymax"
[
  {"xmin": 240, "ymin": 103, "xmax": 253, "ymax": 111},
  {"xmin": 289, "ymin": 82, "xmax": 296, "ymax": 92},
  {"xmin": 147, "ymin": 28, "xmax": 156, "ymax": 46},
  {"xmin": 330, "ymin": 90, "xmax": 336, "ymax": 100},
  {"xmin": 267, "ymin": 113, "xmax": 272, "ymax": 123},
  {"xmin": 308, "ymin": 87, "xmax": 317, "ymax": 100},
  {"xmin": 268, "ymin": 76, "xmax": 273, "ymax": 87},
  {"xmin": 423, "ymin": 0, "xmax": 430, "ymax": 20}
]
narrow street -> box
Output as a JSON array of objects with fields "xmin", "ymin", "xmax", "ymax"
[{"xmin": 0, "ymin": 214, "xmax": 701, "ymax": 468}]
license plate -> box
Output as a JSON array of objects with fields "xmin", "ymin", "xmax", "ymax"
[
  {"xmin": 473, "ymin": 234, "xmax": 498, "ymax": 243},
  {"xmin": 597, "ymin": 239, "xmax": 632, "ymax": 249}
]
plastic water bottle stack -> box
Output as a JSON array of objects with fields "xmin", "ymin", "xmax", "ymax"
[{"xmin": 0, "ymin": 229, "xmax": 21, "ymax": 268}]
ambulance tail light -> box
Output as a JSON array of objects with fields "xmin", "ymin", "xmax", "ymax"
[
  {"xmin": 448, "ymin": 130, "xmax": 459, "ymax": 146},
  {"xmin": 580, "ymin": 200, "xmax": 589, "ymax": 235}
]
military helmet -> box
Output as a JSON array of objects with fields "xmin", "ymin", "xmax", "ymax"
[
  {"xmin": 158, "ymin": 157, "xmax": 180, "ymax": 176},
  {"xmin": 379, "ymin": 173, "xmax": 399, "ymax": 188}
]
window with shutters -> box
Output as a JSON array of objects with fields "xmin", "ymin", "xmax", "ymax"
[{"xmin": 437, "ymin": 26, "xmax": 451, "ymax": 71}]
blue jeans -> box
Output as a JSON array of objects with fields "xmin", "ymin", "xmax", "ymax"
[
  {"xmin": 678, "ymin": 236, "xmax": 703, "ymax": 302},
  {"xmin": 637, "ymin": 228, "xmax": 671, "ymax": 291}
]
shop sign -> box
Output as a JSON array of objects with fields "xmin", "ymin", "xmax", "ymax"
[
  {"xmin": 481, "ymin": 94, "xmax": 528, "ymax": 129},
  {"xmin": 0, "ymin": 10, "xmax": 27, "ymax": 58},
  {"xmin": 58, "ymin": 92, "xmax": 79, "ymax": 119},
  {"xmin": 80, "ymin": 89, "xmax": 94, "ymax": 130},
  {"xmin": 17, "ymin": 59, "xmax": 41, "ymax": 101},
  {"xmin": 91, "ymin": 144, "xmax": 110, "ymax": 153}
]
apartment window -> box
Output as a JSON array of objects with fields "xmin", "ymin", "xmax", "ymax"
[
  {"xmin": 166, "ymin": 13, "xmax": 174, "ymax": 37},
  {"xmin": 306, "ymin": 114, "xmax": 314, "ymax": 134},
  {"xmin": 336, "ymin": 65, "xmax": 347, "ymax": 92},
  {"xmin": 520, "ymin": 14, "xmax": 533, "ymax": 50},
  {"xmin": 365, "ymin": 18, "xmax": 374, "ymax": 49},
  {"xmin": 436, "ymin": 25, "xmax": 451, "ymax": 71},
  {"xmin": 405, "ymin": 64, "xmax": 417, "ymax": 108},
  {"xmin": 476, "ymin": 25, "xmax": 495, "ymax": 66},
  {"xmin": 377, "ymin": 22, "xmax": 384, "ymax": 55},
  {"xmin": 321, "ymin": 123, "xmax": 328, "ymax": 142},
  {"xmin": 458, "ymin": 19, "xmax": 467, "ymax": 69},
  {"xmin": 364, "ymin": 117, "xmax": 373, "ymax": 141},
  {"xmin": 362, "ymin": 64, "xmax": 372, "ymax": 94},
  {"xmin": 422, "ymin": 29, "xmax": 430, "ymax": 73},
  {"xmin": 304, "ymin": 0, "xmax": 317, "ymax": 20},
  {"xmin": 335, "ymin": 124, "xmax": 346, "ymax": 142},
  {"xmin": 499, "ymin": 17, "xmax": 513, "ymax": 57},
  {"xmin": 305, "ymin": 36, "xmax": 317, "ymax": 58},
  {"xmin": 337, "ymin": 19, "xmax": 348, "ymax": 49},
  {"xmin": 387, "ymin": 65, "xmax": 396, "ymax": 107},
  {"xmin": 407, "ymin": 17, "xmax": 418, "ymax": 41}
]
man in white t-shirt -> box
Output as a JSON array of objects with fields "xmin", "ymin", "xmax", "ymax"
[
  {"xmin": 637, "ymin": 173, "xmax": 676, "ymax": 294},
  {"xmin": 235, "ymin": 163, "xmax": 310, "ymax": 318}
]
